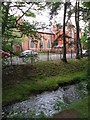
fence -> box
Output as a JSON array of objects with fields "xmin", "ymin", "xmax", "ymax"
[
  {"xmin": 39, "ymin": 51, "xmax": 76, "ymax": 62},
  {"xmin": 3, "ymin": 50, "xmax": 76, "ymax": 66}
]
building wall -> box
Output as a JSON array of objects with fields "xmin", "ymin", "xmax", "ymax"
[
  {"xmin": 22, "ymin": 32, "xmax": 55, "ymax": 52},
  {"xmin": 22, "ymin": 35, "xmax": 29, "ymax": 51},
  {"xmin": 15, "ymin": 16, "xmax": 82, "ymax": 53},
  {"xmin": 22, "ymin": 27, "xmax": 76, "ymax": 53},
  {"xmin": 52, "ymin": 24, "xmax": 75, "ymax": 53}
]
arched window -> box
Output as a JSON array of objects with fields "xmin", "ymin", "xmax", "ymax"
[
  {"xmin": 39, "ymin": 38, "xmax": 43, "ymax": 48},
  {"xmin": 47, "ymin": 39, "xmax": 51, "ymax": 48},
  {"xmin": 30, "ymin": 40, "xmax": 34, "ymax": 48}
]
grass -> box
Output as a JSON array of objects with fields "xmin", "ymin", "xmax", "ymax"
[
  {"xmin": 65, "ymin": 96, "xmax": 89, "ymax": 118},
  {"xmin": 38, "ymin": 52, "xmax": 55, "ymax": 56},
  {"xmin": 3, "ymin": 58, "xmax": 87, "ymax": 86},
  {"xmin": 2, "ymin": 58, "xmax": 88, "ymax": 106},
  {"xmin": 53, "ymin": 96, "xmax": 88, "ymax": 119}
]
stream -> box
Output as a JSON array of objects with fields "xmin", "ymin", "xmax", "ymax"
[{"xmin": 2, "ymin": 81, "xmax": 88, "ymax": 118}]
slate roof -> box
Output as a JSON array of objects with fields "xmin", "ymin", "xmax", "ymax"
[{"xmin": 37, "ymin": 28, "xmax": 55, "ymax": 35}]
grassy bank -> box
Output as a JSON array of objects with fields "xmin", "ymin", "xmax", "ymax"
[
  {"xmin": 53, "ymin": 96, "xmax": 88, "ymax": 118},
  {"xmin": 3, "ymin": 58, "xmax": 88, "ymax": 106},
  {"xmin": 66, "ymin": 96, "xmax": 89, "ymax": 118}
]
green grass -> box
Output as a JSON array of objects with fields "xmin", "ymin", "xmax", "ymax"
[
  {"xmin": 53, "ymin": 96, "xmax": 88, "ymax": 118},
  {"xmin": 65, "ymin": 96, "xmax": 89, "ymax": 118},
  {"xmin": 3, "ymin": 71, "xmax": 87, "ymax": 106},
  {"xmin": 3, "ymin": 58, "xmax": 87, "ymax": 86},
  {"xmin": 38, "ymin": 52, "xmax": 55, "ymax": 56},
  {"xmin": 2, "ymin": 58, "xmax": 88, "ymax": 106}
]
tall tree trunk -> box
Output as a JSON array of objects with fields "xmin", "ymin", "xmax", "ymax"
[
  {"xmin": 62, "ymin": 2, "xmax": 67, "ymax": 62},
  {"xmin": 75, "ymin": 1, "xmax": 80, "ymax": 59},
  {"xmin": 78, "ymin": 2, "xmax": 83, "ymax": 58},
  {"xmin": 79, "ymin": 38, "xmax": 83, "ymax": 57}
]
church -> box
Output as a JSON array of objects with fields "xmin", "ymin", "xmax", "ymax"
[{"xmin": 14, "ymin": 17, "xmax": 82, "ymax": 53}]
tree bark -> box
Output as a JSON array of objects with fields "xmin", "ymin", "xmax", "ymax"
[
  {"xmin": 78, "ymin": 2, "xmax": 83, "ymax": 58},
  {"xmin": 16, "ymin": 3, "xmax": 34, "ymax": 26},
  {"xmin": 62, "ymin": 2, "xmax": 67, "ymax": 62},
  {"xmin": 75, "ymin": 1, "xmax": 80, "ymax": 59},
  {"xmin": 79, "ymin": 38, "xmax": 83, "ymax": 57}
]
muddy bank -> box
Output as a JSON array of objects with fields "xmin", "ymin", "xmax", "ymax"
[{"xmin": 53, "ymin": 109, "xmax": 79, "ymax": 119}]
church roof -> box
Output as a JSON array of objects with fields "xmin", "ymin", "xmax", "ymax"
[{"xmin": 37, "ymin": 28, "xmax": 55, "ymax": 35}]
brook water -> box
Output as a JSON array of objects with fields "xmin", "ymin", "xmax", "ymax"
[{"xmin": 2, "ymin": 81, "xmax": 88, "ymax": 118}]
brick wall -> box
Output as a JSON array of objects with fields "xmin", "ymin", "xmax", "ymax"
[{"xmin": 15, "ymin": 16, "xmax": 82, "ymax": 53}]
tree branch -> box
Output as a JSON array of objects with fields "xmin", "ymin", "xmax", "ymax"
[{"xmin": 15, "ymin": 3, "xmax": 34, "ymax": 26}]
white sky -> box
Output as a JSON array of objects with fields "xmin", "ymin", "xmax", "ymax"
[
  {"xmin": 23, "ymin": 0, "xmax": 84, "ymax": 29},
  {"xmin": 9, "ymin": 0, "xmax": 85, "ymax": 30}
]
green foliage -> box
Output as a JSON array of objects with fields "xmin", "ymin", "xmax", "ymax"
[
  {"xmin": 53, "ymin": 97, "xmax": 64, "ymax": 111},
  {"xmin": 17, "ymin": 21, "xmax": 38, "ymax": 38},
  {"xmin": 81, "ymin": 2, "xmax": 90, "ymax": 23},
  {"xmin": 81, "ymin": 27, "xmax": 88, "ymax": 49},
  {"xmin": 82, "ymin": 2, "xmax": 90, "ymax": 9},
  {"xmin": 2, "ymin": 3, "xmax": 23, "ymax": 59},
  {"xmin": 1, "ymin": 2, "xmax": 41, "ymax": 63},
  {"xmin": 7, "ymin": 108, "xmax": 36, "ymax": 119},
  {"xmin": 25, "ymin": 11, "xmax": 36, "ymax": 17},
  {"xmin": 17, "ymin": 2, "xmax": 25, "ymax": 5},
  {"xmin": 65, "ymin": 96, "xmax": 88, "ymax": 118},
  {"xmin": 7, "ymin": 109, "xmax": 48, "ymax": 119},
  {"xmin": 47, "ymin": 2, "xmax": 62, "ymax": 19},
  {"xmin": 38, "ymin": 111, "xmax": 47, "ymax": 119},
  {"xmin": 63, "ymin": 95, "xmax": 70, "ymax": 104},
  {"xmin": 53, "ymin": 96, "xmax": 88, "ymax": 118},
  {"xmin": 2, "ymin": 57, "xmax": 9, "ymax": 67},
  {"xmin": 75, "ymin": 82, "xmax": 85, "ymax": 91}
]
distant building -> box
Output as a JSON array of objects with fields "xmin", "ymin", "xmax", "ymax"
[
  {"xmin": 15, "ymin": 16, "xmax": 82, "ymax": 53},
  {"xmin": 22, "ymin": 28, "xmax": 55, "ymax": 52}
]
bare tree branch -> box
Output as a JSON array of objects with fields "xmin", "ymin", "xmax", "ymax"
[{"xmin": 15, "ymin": 3, "xmax": 34, "ymax": 26}]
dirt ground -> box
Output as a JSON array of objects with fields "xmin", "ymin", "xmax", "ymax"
[{"xmin": 53, "ymin": 109, "xmax": 79, "ymax": 120}]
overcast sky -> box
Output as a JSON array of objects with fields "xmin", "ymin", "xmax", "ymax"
[
  {"xmin": 23, "ymin": 0, "xmax": 84, "ymax": 29},
  {"xmin": 10, "ymin": 0, "xmax": 85, "ymax": 30}
]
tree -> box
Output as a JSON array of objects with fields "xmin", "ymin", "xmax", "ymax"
[
  {"xmin": 62, "ymin": 2, "xmax": 67, "ymax": 62},
  {"xmin": 81, "ymin": 1, "xmax": 90, "ymax": 52},
  {"xmin": 75, "ymin": 1, "xmax": 80, "ymax": 59},
  {"xmin": 46, "ymin": 1, "xmax": 68, "ymax": 62},
  {"xmin": 1, "ymin": 2, "xmax": 46, "ymax": 65},
  {"xmin": 47, "ymin": 1, "xmax": 89, "ymax": 61},
  {"xmin": 66, "ymin": 1, "xmax": 88, "ymax": 59},
  {"xmin": 2, "ymin": 2, "xmax": 47, "ymax": 52}
]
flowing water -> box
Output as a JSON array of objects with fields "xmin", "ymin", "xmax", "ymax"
[{"xmin": 2, "ymin": 81, "xmax": 88, "ymax": 118}]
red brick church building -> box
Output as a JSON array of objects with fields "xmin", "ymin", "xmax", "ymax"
[{"xmin": 14, "ymin": 17, "xmax": 82, "ymax": 53}]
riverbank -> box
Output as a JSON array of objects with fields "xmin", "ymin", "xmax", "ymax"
[
  {"xmin": 3, "ymin": 58, "xmax": 88, "ymax": 106},
  {"xmin": 3, "ymin": 82, "xmax": 88, "ymax": 119},
  {"xmin": 53, "ymin": 96, "xmax": 88, "ymax": 119}
]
